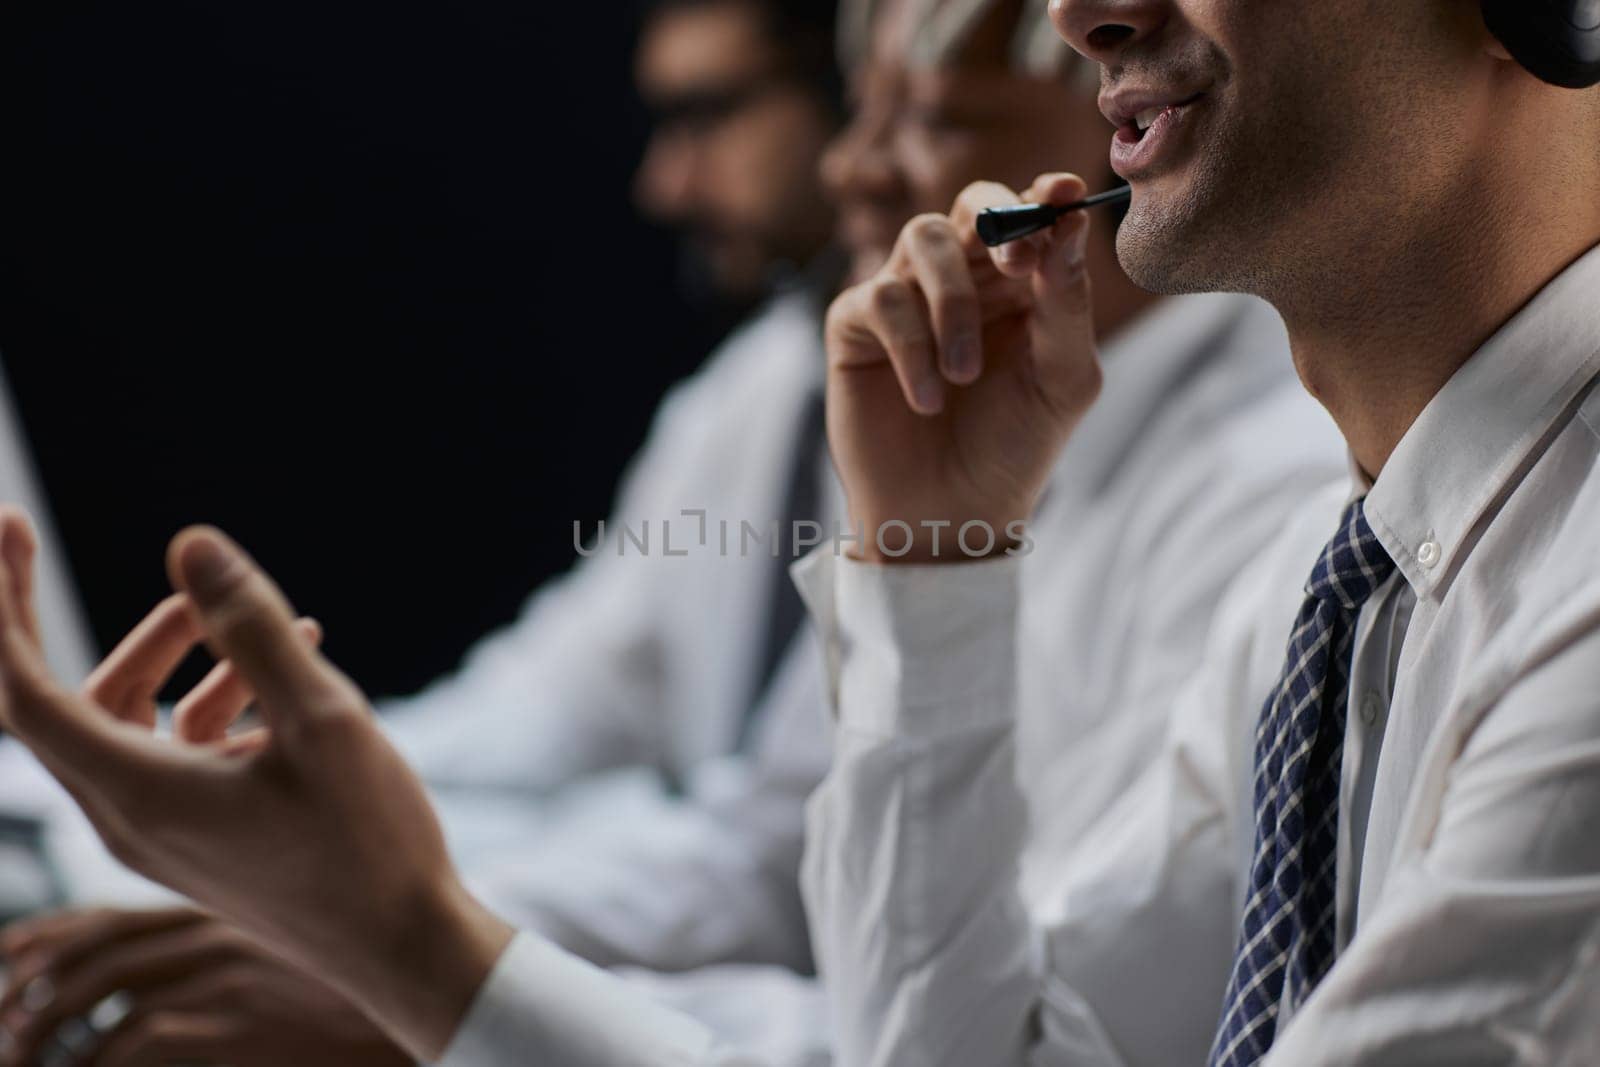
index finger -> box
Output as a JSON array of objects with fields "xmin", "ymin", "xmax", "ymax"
[
  {"xmin": 1014, "ymin": 172, "xmax": 1092, "ymax": 271},
  {"xmin": 950, "ymin": 180, "xmax": 1023, "ymax": 253},
  {"xmin": 83, "ymin": 594, "xmax": 202, "ymax": 729},
  {"xmin": 949, "ymin": 181, "xmax": 1047, "ymax": 276}
]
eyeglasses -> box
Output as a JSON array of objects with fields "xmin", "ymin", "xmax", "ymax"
[{"xmin": 645, "ymin": 72, "xmax": 797, "ymax": 140}]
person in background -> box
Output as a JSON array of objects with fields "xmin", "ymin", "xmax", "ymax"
[
  {"xmin": 4, "ymin": 0, "xmax": 1596, "ymax": 1064},
  {"xmin": 0, "ymin": 1, "xmax": 1348, "ymax": 1065},
  {"xmin": 569, "ymin": 0, "xmax": 1346, "ymax": 1054},
  {"xmin": 0, "ymin": 0, "xmax": 843, "ymax": 1062},
  {"xmin": 377, "ymin": 0, "xmax": 846, "ymax": 972},
  {"xmin": 635, "ymin": 0, "xmax": 842, "ymax": 310}
]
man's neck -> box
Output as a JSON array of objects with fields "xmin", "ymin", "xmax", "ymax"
[{"xmin": 1280, "ymin": 180, "xmax": 1600, "ymax": 481}]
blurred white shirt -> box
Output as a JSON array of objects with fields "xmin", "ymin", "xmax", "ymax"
[
  {"xmin": 385, "ymin": 285, "xmax": 839, "ymax": 974},
  {"xmin": 433, "ymin": 291, "xmax": 1356, "ymax": 1066}
]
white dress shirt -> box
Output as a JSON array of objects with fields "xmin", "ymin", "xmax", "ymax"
[
  {"xmin": 433, "ymin": 292, "xmax": 1353, "ymax": 1066},
  {"xmin": 792, "ymin": 242, "xmax": 1600, "ymax": 1066}
]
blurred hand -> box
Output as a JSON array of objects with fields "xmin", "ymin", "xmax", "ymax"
[
  {"xmin": 824, "ymin": 173, "xmax": 1103, "ymax": 562},
  {"xmin": 0, "ymin": 510, "xmax": 513, "ymax": 1062},
  {"xmin": 0, "ymin": 907, "xmax": 409, "ymax": 1066}
]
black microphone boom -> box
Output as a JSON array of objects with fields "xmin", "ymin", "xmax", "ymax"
[{"xmin": 975, "ymin": 186, "xmax": 1133, "ymax": 248}]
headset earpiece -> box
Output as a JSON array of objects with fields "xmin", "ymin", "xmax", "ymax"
[{"xmin": 1481, "ymin": 0, "xmax": 1600, "ymax": 88}]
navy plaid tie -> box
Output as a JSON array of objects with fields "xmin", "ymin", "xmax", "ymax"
[{"xmin": 1209, "ymin": 498, "xmax": 1396, "ymax": 1067}]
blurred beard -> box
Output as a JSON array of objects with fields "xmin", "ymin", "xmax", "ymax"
[
  {"xmin": 674, "ymin": 235, "xmax": 736, "ymax": 303},
  {"xmin": 674, "ymin": 227, "xmax": 799, "ymax": 317}
]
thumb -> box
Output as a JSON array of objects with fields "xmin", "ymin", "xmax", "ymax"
[{"xmin": 167, "ymin": 527, "xmax": 350, "ymax": 737}]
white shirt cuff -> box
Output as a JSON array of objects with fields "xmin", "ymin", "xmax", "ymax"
[
  {"xmin": 792, "ymin": 547, "xmax": 1020, "ymax": 738},
  {"xmin": 434, "ymin": 934, "xmax": 718, "ymax": 1067}
]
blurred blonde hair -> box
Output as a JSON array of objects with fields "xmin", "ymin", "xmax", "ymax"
[{"xmin": 838, "ymin": 0, "xmax": 1098, "ymax": 86}]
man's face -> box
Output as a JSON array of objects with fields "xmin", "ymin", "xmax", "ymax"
[
  {"xmin": 1050, "ymin": 0, "xmax": 1494, "ymax": 298},
  {"xmin": 634, "ymin": 1, "xmax": 838, "ymax": 302},
  {"xmin": 824, "ymin": 0, "xmax": 1114, "ymax": 281}
]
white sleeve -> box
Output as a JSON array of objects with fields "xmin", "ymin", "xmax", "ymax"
[
  {"xmin": 465, "ymin": 631, "xmax": 830, "ymax": 973},
  {"xmin": 795, "ymin": 545, "xmax": 1298, "ymax": 1067},
  {"xmin": 796, "ymin": 550, "xmax": 1044, "ymax": 1067},
  {"xmin": 611, "ymin": 964, "xmax": 832, "ymax": 1067},
  {"xmin": 432, "ymin": 935, "xmax": 769, "ymax": 1067}
]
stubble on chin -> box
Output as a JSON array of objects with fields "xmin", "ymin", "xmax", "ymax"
[
  {"xmin": 1110, "ymin": 147, "xmax": 1297, "ymax": 301},
  {"xmin": 1112, "ymin": 182, "xmax": 1239, "ymax": 295}
]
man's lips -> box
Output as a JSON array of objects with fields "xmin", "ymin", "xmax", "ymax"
[
  {"xmin": 1103, "ymin": 89, "xmax": 1206, "ymax": 180},
  {"xmin": 1099, "ymin": 87, "xmax": 1206, "ymax": 131}
]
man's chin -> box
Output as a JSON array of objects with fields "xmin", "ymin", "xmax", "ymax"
[
  {"xmin": 675, "ymin": 240, "xmax": 770, "ymax": 307},
  {"xmin": 1112, "ymin": 186, "xmax": 1224, "ymax": 296}
]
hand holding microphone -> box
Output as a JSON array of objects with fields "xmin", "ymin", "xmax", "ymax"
[{"xmin": 823, "ymin": 173, "xmax": 1105, "ymax": 563}]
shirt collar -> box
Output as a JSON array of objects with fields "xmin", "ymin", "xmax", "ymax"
[{"xmin": 1364, "ymin": 241, "xmax": 1600, "ymax": 598}]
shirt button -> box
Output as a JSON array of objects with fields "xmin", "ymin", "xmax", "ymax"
[
  {"xmin": 1417, "ymin": 540, "xmax": 1440, "ymax": 568},
  {"xmin": 1361, "ymin": 692, "xmax": 1382, "ymax": 726}
]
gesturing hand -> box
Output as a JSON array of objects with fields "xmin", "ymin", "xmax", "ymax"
[
  {"xmin": 825, "ymin": 173, "xmax": 1104, "ymax": 562},
  {"xmin": 0, "ymin": 510, "xmax": 513, "ymax": 1062}
]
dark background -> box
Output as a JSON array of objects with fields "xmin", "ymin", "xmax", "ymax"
[{"xmin": 0, "ymin": 2, "xmax": 736, "ymax": 696}]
